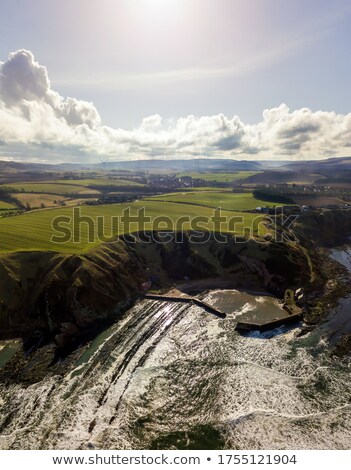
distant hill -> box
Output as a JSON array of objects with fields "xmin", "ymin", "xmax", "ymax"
[
  {"xmin": 103, "ymin": 159, "xmax": 263, "ymax": 172},
  {"xmin": 282, "ymin": 156, "xmax": 351, "ymax": 171},
  {"xmin": 0, "ymin": 158, "xmax": 263, "ymax": 173},
  {"xmin": 242, "ymin": 170, "xmax": 318, "ymax": 185},
  {"xmin": 0, "ymin": 156, "xmax": 350, "ymax": 173},
  {"xmin": 0, "ymin": 160, "xmax": 85, "ymax": 172}
]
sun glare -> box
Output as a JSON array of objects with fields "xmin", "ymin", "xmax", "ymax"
[
  {"xmin": 138, "ymin": 0, "xmax": 178, "ymax": 5},
  {"xmin": 133, "ymin": 0, "xmax": 181, "ymax": 13}
]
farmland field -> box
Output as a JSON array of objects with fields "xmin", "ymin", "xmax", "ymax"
[
  {"xmin": 0, "ymin": 200, "xmax": 267, "ymax": 253},
  {"xmin": 1, "ymin": 182, "xmax": 100, "ymax": 195},
  {"xmin": 0, "ymin": 200, "xmax": 18, "ymax": 210},
  {"xmin": 178, "ymin": 186, "xmax": 233, "ymax": 192},
  {"xmin": 51, "ymin": 178, "xmax": 146, "ymax": 187},
  {"xmin": 176, "ymin": 171, "xmax": 261, "ymax": 182},
  {"xmin": 13, "ymin": 193, "xmax": 69, "ymax": 208},
  {"xmin": 146, "ymin": 191, "xmax": 289, "ymax": 211},
  {"xmin": 12, "ymin": 193, "xmax": 97, "ymax": 209}
]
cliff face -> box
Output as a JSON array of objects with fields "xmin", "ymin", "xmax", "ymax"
[
  {"xmin": 0, "ymin": 229, "xmax": 323, "ymax": 348},
  {"xmin": 0, "ymin": 242, "xmax": 146, "ymax": 346},
  {"xmin": 3, "ymin": 209, "xmax": 351, "ymax": 348},
  {"xmin": 295, "ymin": 209, "xmax": 351, "ymax": 247}
]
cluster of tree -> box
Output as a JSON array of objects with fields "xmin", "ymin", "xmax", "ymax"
[
  {"xmin": 253, "ymin": 189, "xmax": 295, "ymax": 204},
  {"xmin": 0, "ymin": 210, "xmax": 22, "ymax": 218},
  {"xmin": 24, "ymin": 202, "xmax": 46, "ymax": 211},
  {"xmin": 0, "ymin": 187, "xmax": 21, "ymax": 206}
]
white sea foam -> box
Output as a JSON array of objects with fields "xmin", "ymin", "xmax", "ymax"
[{"xmin": 0, "ymin": 292, "xmax": 350, "ymax": 450}]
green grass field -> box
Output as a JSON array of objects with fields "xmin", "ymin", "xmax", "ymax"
[
  {"xmin": 177, "ymin": 171, "xmax": 261, "ymax": 182},
  {"xmin": 177, "ymin": 187, "xmax": 233, "ymax": 192},
  {"xmin": 51, "ymin": 178, "xmax": 146, "ymax": 187},
  {"xmin": 146, "ymin": 191, "xmax": 289, "ymax": 211},
  {"xmin": 0, "ymin": 200, "xmax": 267, "ymax": 253},
  {"xmin": 1, "ymin": 182, "xmax": 99, "ymax": 195},
  {"xmin": 0, "ymin": 200, "xmax": 18, "ymax": 210},
  {"xmin": 1, "ymin": 179, "xmax": 146, "ymax": 197}
]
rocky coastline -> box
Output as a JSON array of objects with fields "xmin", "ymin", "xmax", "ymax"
[{"xmin": 0, "ymin": 209, "xmax": 350, "ymax": 381}]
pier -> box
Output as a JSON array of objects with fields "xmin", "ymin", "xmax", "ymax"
[
  {"xmin": 235, "ymin": 311, "xmax": 303, "ymax": 332},
  {"xmin": 235, "ymin": 288, "xmax": 304, "ymax": 332},
  {"xmin": 141, "ymin": 288, "xmax": 304, "ymax": 329},
  {"xmin": 141, "ymin": 293, "xmax": 227, "ymax": 319}
]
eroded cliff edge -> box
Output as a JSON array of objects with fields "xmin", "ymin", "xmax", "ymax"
[{"xmin": 0, "ymin": 209, "xmax": 350, "ymax": 353}]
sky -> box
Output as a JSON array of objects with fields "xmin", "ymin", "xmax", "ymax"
[{"xmin": 0, "ymin": 0, "xmax": 351, "ymax": 163}]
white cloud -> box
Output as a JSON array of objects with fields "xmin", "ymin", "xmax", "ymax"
[
  {"xmin": 0, "ymin": 49, "xmax": 50, "ymax": 104},
  {"xmin": 140, "ymin": 114, "xmax": 163, "ymax": 131},
  {"xmin": 0, "ymin": 50, "xmax": 350, "ymax": 163}
]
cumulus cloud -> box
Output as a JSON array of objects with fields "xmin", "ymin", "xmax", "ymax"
[
  {"xmin": 0, "ymin": 50, "xmax": 49, "ymax": 104},
  {"xmin": 0, "ymin": 50, "xmax": 350, "ymax": 163}
]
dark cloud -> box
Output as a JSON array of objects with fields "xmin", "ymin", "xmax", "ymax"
[
  {"xmin": 278, "ymin": 123, "xmax": 320, "ymax": 139},
  {"xmin": 214, "ymin": 135, "xmax": 242, "ymax": 150},
  {"xmin": 280, "ymin": 141, "xmax": 303, "ymax": 152}
]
